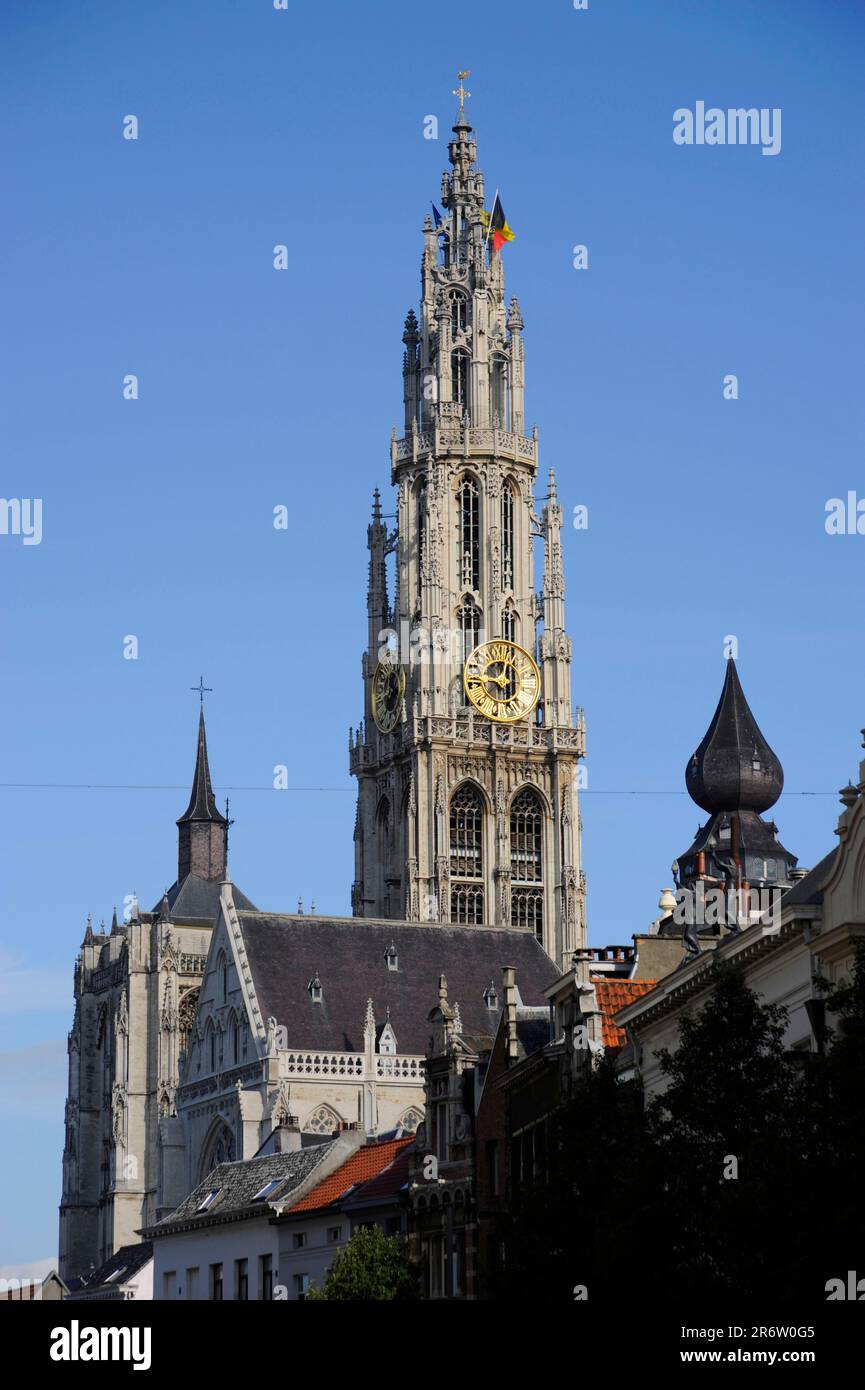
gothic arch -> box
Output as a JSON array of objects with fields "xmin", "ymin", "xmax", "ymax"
[
  {"xmin": 510, "ymin": 785, "xmax": 545, "ymax": 938},
  {"xmin": 302, "ymin": 1104, "xmax": 342, "ymax": 1136},
  {"xmin": 455, "ymin": 473, "xmax": 481, "ymax": 593},
  {"xmin": 178, "ymin": 986, "xmax": 199, "ymax": 1056},
  {"xmin": 199, "ymin": 1118, "xmax": 236, "ymax": 1180},
  {"xmin": 397, "ymin": 1106, "xmax": 424, "ymax": 1136},
  {"xmin": 450, "ymin": 781, "xmax": 487, "ymax": 925},
  {"xmin": 216, "ymin": 950, "xmax": 228, "ymax": 1004}
]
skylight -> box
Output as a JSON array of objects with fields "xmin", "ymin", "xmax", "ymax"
[
  {"xmin": 252, "ymin": 1178, "xmax": 285, "ymax": 1202},
  {"xmin": 196, "ymin": 1188, "xmax": 220, "ymax": 1212}
]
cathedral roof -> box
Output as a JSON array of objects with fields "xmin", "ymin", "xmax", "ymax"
[
  {"xmin": 685, "ymin": 660, "xmax": 784, "ymax": 814},
  {"xmin": 177, "ymin": 708, "xmax": 226, "ymax": 825},
  {"xmin": 153, "ymin": 873, "xmax": 256, "ymax": 924},
  {"xmin": 238, "ymin": 914, "xmax": 559, "ymax": 1054}
]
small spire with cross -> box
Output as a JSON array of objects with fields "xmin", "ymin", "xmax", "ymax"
[
  {"xmin": 191, "ymin": 675, "xmax": 212, "ymax": 707},
  {"xmin": 453, "ymin": 69, "xmax": 471, "ymax": 118}
]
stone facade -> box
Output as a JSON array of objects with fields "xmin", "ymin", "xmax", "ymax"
[{"xmin": 350, "ymin": 101, "xmax": 586, "ymax": 967}]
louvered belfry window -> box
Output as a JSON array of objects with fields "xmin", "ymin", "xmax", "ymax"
[
  {"xmin": 450, "ymin": 784, "xmax": 484, "ymax": 924},
  {"xmin": 458, "ymin": 476, "xmax": 479, "ymax": 590}
]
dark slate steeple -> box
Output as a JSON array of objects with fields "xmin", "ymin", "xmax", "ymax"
[
  {"xmin": 176, "ymin": 709, "xmax": 227, "ymax": 884},
  {"xmin": 685, "ymin": 658, "xmax": 784, "ymax": 814},
  {"xmin": 660, "ymin": 660, "xmax": 798, "ymax": 939}
]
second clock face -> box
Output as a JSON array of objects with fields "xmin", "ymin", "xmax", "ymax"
[
  {"xmin": 463, "ymin": 640, "xmax": 541, "ymax": 723},
  {"xmin": 371, "ymin": 659, "xmax": 406, "ymax": 733}
]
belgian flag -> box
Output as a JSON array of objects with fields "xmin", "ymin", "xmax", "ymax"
[{"xmin": 483, "ymin": 192, "xmax": 515, "ymax": 252}]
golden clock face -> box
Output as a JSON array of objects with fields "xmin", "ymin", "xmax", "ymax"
[
  {"xmin": 371, "ymin": 659, "xmax": 406, "ymax": 733},
  {"xmin": 463, "ymin": 640, "xmax": 541, "ymax": 723}
]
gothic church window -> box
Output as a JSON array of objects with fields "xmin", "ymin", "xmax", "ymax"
[
  {"xmin": 449, "ymin": 290, "xmax": 467, "ymax": 336},
  {"xmin": 510, "ymin": 788, "xmax": 543, "ymax": 882},
  {"xmin": 458, "ymin": 598, "xmax": 480, "ymax": 664},
  {"xmin": 416, "ymin": 479, "xmax": 427, "ymax": 600},
  {"xmin": 450, "ymin": 783, "xmax": 485, "ymax": 924},
  {"xmin": 501, "ymin": 484, "xmax": 515, "ymax": 591},
  {"xmin": 510, "ymin": 787, "xmax": 544, "ymax": 938},
  {"xmin": 457, "ymin": 476, "xmax": 480, "ymax": 591},
  {"xmin": 303, "ymin": 1105, "xmax": 341, "ymax": 1136},
  {"xmin": 491, "ymin": 355, "xmax": 510, "ymax": 428},
  {"xmin": 397, "ymin": 1107, "xmax": 424, "ymax": 1136},
  {"xmin": 502, "ymin": 603, "xmax": 517, "ymax": 644},
  {"xmin": 451, "ymin": 350, "xmax": 469, "ymax": 409}
]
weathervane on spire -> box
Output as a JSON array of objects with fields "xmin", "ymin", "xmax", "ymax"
[
  {"xmin": 190, "ymin": 676, "xmax": 212, "ymax": 708},
  {"xmin": 453, "ymin": 69, "xmax": 471, "ymax": 116}
]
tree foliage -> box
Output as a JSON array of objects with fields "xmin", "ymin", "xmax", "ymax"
[
  {"xmin": 306, "ymin": 1225, "xmax": 418, "ymax": 1301},
  {"xmin": 502, "ymin": 946, "xmax": 865, "ymax": 1302}
]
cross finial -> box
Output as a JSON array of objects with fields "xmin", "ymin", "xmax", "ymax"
[
  {"xmin": 453, "ymin": 69, "xmax": 471, "ymax": 116},
  {"xmin": 191, "ymin": 675, "xmax": 212, "ymax": 707}
]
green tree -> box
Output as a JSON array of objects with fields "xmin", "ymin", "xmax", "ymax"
[{"xmin": 306, "ymin": 1225, "xmax": 418, "ymax": 1301}]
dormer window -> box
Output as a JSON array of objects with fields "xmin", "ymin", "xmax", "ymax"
[
  {"xmin": 308, "ymin": 974, "xmax": 323, "ymax": 1003},
  {"xmin": 483, "ymin": 981, "xmax": 498, "ymax": 1010},
  {"xmin": 384, "ymin": 943, "xmax": 398, "ymax": 972}
]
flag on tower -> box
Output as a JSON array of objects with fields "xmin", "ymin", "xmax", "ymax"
[
  {"xmin": 483, "ymin": 192, "xmax": 515, "ymax": 252},
  {"xmin": 431, "ymin": 202, "xmax": 443, "ymax": 228}
]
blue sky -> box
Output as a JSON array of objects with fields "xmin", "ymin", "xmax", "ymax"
[{"xmin": 1, "ymin": 0, "xmax": 863, "ymax": 1264}]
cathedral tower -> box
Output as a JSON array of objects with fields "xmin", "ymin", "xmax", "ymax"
[{"xmin": 349, "ymin": 83, "xmax": 586, "ymax": 966}]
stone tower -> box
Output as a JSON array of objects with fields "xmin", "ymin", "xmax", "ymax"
[
  {"xmin": 58, "ymin": 709, "xmax": 256, "ymax": 1281},
  {"xmin": 349, "ymin": 88, "xmax": 586, "ymax": 966}
]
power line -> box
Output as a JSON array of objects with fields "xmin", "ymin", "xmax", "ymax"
[{"xmin": 0, "ymin": 782, "xmax": 843, "ymax": 796}]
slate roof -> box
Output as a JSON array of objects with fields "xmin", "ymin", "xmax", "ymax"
[
  {"xmin": 77, "ymin": 1242, "xmax": 152, "ymax": 1291},
  {"xmin": 150, "ymin": 1143, "xmax": 336, "ymax": 1233},
  {"xmin": 287, "ymin": 1138, "xmax": 414, "ymax": 1215},
  {"xmin": 593, "ymin": 978, "xmax": 658, "ymax": 1049},
  {"xmin": 153, "ymin": 873, "xmax": 257, "ymax": 923},
  {"xmin": 686, "ymin": 659, "xmax": 784, "ymax": 814},
  {"xmin": 515, "ymin": 1008, "xmax": 551, "ymax": 1060},
  {"xmin": 178, "ymin": 708, "xmax": 226, "ymax": 824},
  {"xmin": 781, "ymin": 848, "xmax": 837, "ymax": 908},
  {"xmin": 239, "ymin": 913, "xmax": 559, "ymax": 1054}
]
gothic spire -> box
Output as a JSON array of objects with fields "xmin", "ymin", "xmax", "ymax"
[
  {"xmin": 178, "ymin": 708, "xmax": 225, "ymax": 824},
  {"xmin": 176, "ymin": 708, "xmax": 227, "ymax": 883},
  {"xmin": 685, "ymin": 659, "xmax": 784, "ymax": 814}
]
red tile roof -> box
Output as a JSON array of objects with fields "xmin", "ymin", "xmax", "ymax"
[
  {"xmin": 287, "ymin": 1137, "xmax": 414, "ymax": 1214},
  {"xmin": 591, "ymin": 977, "xmax": 658, "ymax": 1049}
]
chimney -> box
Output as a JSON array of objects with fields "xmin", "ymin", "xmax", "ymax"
[
  {"xmin": 274, "ymin": 1117, "xmax": 302, "ymax": 1153},
  {"xmin": 502, "ymin": 966, "xmax": 519, "ymax": 1063}
]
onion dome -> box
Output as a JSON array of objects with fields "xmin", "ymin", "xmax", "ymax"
[{"xmin": 685, "ymin": 660, "xmax": 783, "ymax": 814}]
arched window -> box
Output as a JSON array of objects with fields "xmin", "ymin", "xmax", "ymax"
[
  {"xmin": 511, "ymin": 788, "xmax": 544, "ymax": 939},
  {"xmin": 491, "ymin": 355, "xmax": 510, "ymax": 428},
  {"xmin": 510, "ymin": 788, "xmax": 543, "ymax": 881},
  {"xmin": 217, "ymin": 951, "xmax": 228, "ymax": 1004},
  {"xmin": 178, "ymin": 987, "xmax": 199, "ymax": 1057},
  {"xmin": 397, "ymin": 1107, "xmax": 424, "ymax": 1136},
  {"xmin": 303, "ymin": 1105, "xmax": 341, "ymax": 1136},
  {"xmin": 231, "ymin": 1013, "xmax": 239, "ymax": 1064},
  {"xmin": 199, "ymin": 1121, "xmax": 235, "ymax": 1179},
  {"xmin": 451, "ymin": 350, "xmax": 469, "ymax": 409},
  {"xmin": 416, "ymin": 479, "xmax": 428, "ymax": 600},
  {"xmin": 458, "ymin": 598, "xmax": 480, "ymax": 664},
  {"xmin": 501, "ymin": 484, "xmax": 515, "ymax": 592},
  {"xmin": 457, "ymin": 476, "xmax": 479, "ymax": 591},
  {"xmin": 512, "ymin": 888, "xmax": 544, "ymax": 939},
  {"xmin": 449, "ymin": 290, "xmax": 467, "ymax": 336},
  {"xmin": 502, "ymin": 603, "xmax": 517, "ymax": 643},
  {"xmin": 450, "ymin": 784, "xmax": 484, "ymax": 923},
  {"xmin": 206, "ymin": 1021, "xmax": 216, "ymax": 1073}
]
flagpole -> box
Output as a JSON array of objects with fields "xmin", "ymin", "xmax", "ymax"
[{"xmin": 485, "ymin": 186, "xmax": 499, "ymax": 252}]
